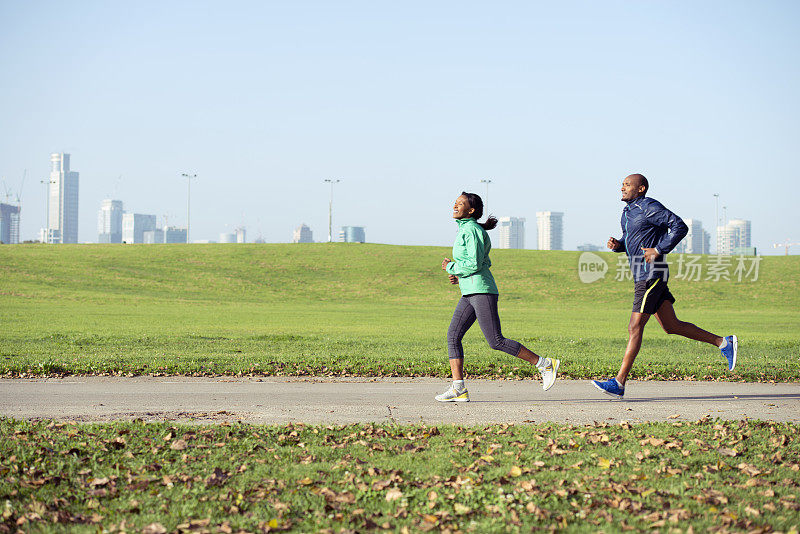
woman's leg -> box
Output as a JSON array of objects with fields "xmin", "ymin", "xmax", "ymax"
[
  {"xmin": 469, "ymin": 294, "xmax": 541, "ymax": 365},
  {"xmin": 447, "ymin": 296, "xmax": 476, "ymax": 381}
]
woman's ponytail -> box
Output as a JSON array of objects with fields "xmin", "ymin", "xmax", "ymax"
[{"xmin": 460, "ymin": 191, "xmax": 496, "ymax": 230}]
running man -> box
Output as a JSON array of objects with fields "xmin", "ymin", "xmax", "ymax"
[
  {"xmin": 436, "ymin": 192, "xmax": 559, "ymax": 402},
  {"xmin": 592, "ymin": 174, "xmax": 738, "ymax": 398}
]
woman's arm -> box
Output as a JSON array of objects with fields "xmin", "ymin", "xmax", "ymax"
[{"xmin": 444, "ymin": 230, "xmax": 484, "ymax": 277}]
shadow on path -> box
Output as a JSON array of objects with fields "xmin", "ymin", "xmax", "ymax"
[{"xmin": 470, "ymin": 393, "xmax": 800, "ymax": 404}]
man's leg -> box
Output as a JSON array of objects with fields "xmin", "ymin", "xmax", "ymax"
[
  {"xmin": 653, "ymin": 300, "xmax": 723, "ymax": 347},
  {"xmin": 617, "ymin": 312, "xmax": 650, "ymax": 385}
]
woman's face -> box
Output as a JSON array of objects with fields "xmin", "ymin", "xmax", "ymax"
[{"xmin": 453, "ymin": 195, "xmax": 474, "ymax": 219}]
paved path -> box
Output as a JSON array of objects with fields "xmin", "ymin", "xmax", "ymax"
[{"xmin": 1, "ymin": 377, "xmax": 798, "ymax": 425}]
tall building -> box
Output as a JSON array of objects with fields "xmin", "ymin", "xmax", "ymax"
[
  {"xmin": 0, "ymin": 203, "xmax": 20, "ymax": 244},
  {"xmin": 674, "ymin": 219, "xmax": 709, "ymax": 254},
  {"xmin": 47, "ymin": 153, "xmax": 80, "ymax": 243},
  {"xmin": 143, "ymin": 229, "xmax": 164, "ymax": 244},
  {"xmin": 97, "ymin": 199, "xmax": 124, "ymax": 243},
  {"xmin": 219, "ymin": 233, "xmax": 236, "ymax": 243},
  {"xmin": 164, "ymin": 226, "xmax": 188, "ymax": 244},
  {"xmin": 717, "ymin": 219, "xmax": 752, "ymax": 255},
  {"xmin": 536, "ymin": 211, "xmax": 563, "ymax": 250},
  {"xmin": 122, "ymin": 213, "xmax": 157, "ymax": 244},
  {"xmin": 292, "ymin": 224, "xmax": 313, "ymax": 243},
  {"xmin": 235, "ymin": 227, "xmax": 246, "ymax": 244},
  {"xmin": 497, "ymin": 217, "xmax": 525, "ymax": 249},
  {"xmin": 339, "ymin": 226, "xmax": 365, "ymax": 243}
]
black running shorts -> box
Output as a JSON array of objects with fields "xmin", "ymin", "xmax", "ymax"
[{"xmin": 632, "ymin": 278, "xmax": 675, "ymax": 314}]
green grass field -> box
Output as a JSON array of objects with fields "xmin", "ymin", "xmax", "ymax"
[
  {"xmin": 1, "ymin": 243, "xmax": 798, "ymax": 381},
  {"xmin": 2, "ymin": 418, "xmax": 799, "ymax": 533}
]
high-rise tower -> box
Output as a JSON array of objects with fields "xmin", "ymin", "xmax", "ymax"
[
  {"xmin": 98, "ymin": 199, "xmax": 123, "ymax": 243},
  {"xmin": 497, "ymin": 217, "xmax": 525, "ymax": 249},
  {"xmin": 47, "ymin": 153, "xmax": 80, "ymax": 243},
  {"xmin": 536, "ymin": 211, "xmax": 563, "ymax": 250}
]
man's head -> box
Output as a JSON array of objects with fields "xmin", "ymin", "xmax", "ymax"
[{"xmin": 621, "ymin": 173, "xmax": 648, "ymax": 202}]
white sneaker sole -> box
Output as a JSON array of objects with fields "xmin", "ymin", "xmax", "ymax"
[
  {"xmin": 730, "ymin": 335, "xmax": 738, "ymax": 371},
  {"xmin": 435, "ymin": 396, "xmax": 470, "ymax": 403}
]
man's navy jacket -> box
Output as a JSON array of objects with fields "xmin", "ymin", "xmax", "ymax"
[{"xmin": 613, "ymin": 196, "xmax": 688, "ymax": 282}]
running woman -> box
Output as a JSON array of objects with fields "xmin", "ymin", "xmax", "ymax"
[
  {"xmin": 436, "ymin": 192, "xmax": 560, "ymax": 402},
  {"xmin": 592, "ymin": 174, "xmax": 738, "ymax": 398}
]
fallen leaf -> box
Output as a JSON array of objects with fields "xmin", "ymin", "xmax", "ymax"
[
  {"xmin": 454, "ymin": 503, "xmax": 471, "ymax": 515},
  {"xmin": 142, "ymin": 523, "xmax": 167, "ymax": 534},
  {"xmin": 170, "ymin": 439, "xmax": 187, "ymax": 451},
  {"xmin": 386, "ymin": 488, "xmax": 403, "ymax": 502},
  {"xmin": 508, "ymin": 466, "xmax": 522, "ymax": 478},
  {"xmin": 745, "ymin": 506, "xmax": 760, "ymax": 517},
  {"xmin": 598, "ymin": 457, "xmax": 611, "ymax": 469}
]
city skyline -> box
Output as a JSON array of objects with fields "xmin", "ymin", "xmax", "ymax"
[
  {"xmin": 9, "ymin": 164, "xmax": 766, "ymax": 253},
  {"xmin": 1, "ymin": 3, "xmax": 797, "ymax": 253}
]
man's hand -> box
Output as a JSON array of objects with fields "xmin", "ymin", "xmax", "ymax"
[
  {"xmin": 442, "ymin": 257, "xmax": 451, "ymax": 271},
  {"xmin": 641, "ymin": 247, "xmax": 659, "ymax": 263},
  {"xmin": 448, "ymin": 274, "xmax": 458, "ymax": 285},
  {"xmin": 607, "ymin": 237, "xmax": 621, "ymax": 250}
]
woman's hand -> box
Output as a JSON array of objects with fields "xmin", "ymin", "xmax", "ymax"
[
  {"xmin": 448, "ymin": 274, "xmax": 458, "ymax": 285},
  {"xmin": 442, "ymin": 257, "xmax": 451, "ymax": 270}
]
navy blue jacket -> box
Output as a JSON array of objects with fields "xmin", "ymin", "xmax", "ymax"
[{"xmin": 613, "ymin": 196, "xmax": 688, "ymax": 282}]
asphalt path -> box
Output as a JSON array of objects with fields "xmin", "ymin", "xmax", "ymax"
[{"xmin": 1, "ymin": 377, "xmax": 798, "ymax": 425}]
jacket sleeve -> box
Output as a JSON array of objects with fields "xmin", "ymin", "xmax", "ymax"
[
  {"xmin": 446, "ymin": 229, "xmax": 484, "ymax": 277},
  {"xmin": 613, "ymin": 215, "xmax": 626, "ymax": 253},
  {"xmin": 649, "ymin": 201, "xmax": 688, "ymax": 255}
]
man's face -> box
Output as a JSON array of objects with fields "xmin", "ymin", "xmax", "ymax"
[{"xmin": 621, "ymin": 176, "xmax": 645, "ymax": 202}]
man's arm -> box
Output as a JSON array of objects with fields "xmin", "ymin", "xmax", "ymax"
[
  {"xmin": 607, "ymin": 236, "xmax": 625, "ymax": 252},
  {"xmin": 650, "ymin": 202, "xmax": 688, "ymax": 255},
  {"xmin": 608, "ymin": 218, "xmax": 626, "ymax": 253}
]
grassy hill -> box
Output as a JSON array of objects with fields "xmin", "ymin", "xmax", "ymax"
[{"xmin": 1, "ymin": 243, "xmax": 798, "ymax": 381}]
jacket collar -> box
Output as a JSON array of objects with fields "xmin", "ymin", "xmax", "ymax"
[
  {"xmin": 456, "ymin": 217, "xmax": 477, "ymax": 226},
  {"xmin": 624, "ymin": 196, "xmax": 647, "ymax": 210}
]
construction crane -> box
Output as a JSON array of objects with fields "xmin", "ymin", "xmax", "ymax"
[
  {"xmin": 1, "ymin": 180, "xmax": 11, "ymax": 203},
  {"xmin": 1, "ymin": 170, "xmax": 25, "ymax": 206},
  {"xmin": 773, "ymin": 240, "xmax": 800, "ymax": 256},
  {"xmin": 17, "ymin": 169, "xmax": 26, "ymax": 208}
]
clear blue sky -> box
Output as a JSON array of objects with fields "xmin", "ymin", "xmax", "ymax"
[{"xmin": 1, "ymin": 1, "xmax": 798, "ymax": 252}]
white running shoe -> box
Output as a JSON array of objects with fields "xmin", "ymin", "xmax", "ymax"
[
  {"xmin": 541, "ymin": 358, "xmax": 560, "ymax": 391},
  {"xmin": 435, "ymin": 387, "xmax": 470, "ymax": 402}
]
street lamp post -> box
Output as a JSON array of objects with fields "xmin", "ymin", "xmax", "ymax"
[
  {"xmin": 480, "ymin": 179, "xmax": 492, "ymax": 214},
  {"xmin": 324, "ymin": 179, "xmax": 340, "ymax": 242},
  {"xmin": 181, "ymin": 173, "xmax": 196, "ymax": 243},
  {"xmin": 40, "ymin": 178, "xmax": 55, "ymax": 243},
  {"xmin": 713, "ymin": 193, "xmax": 719, "ymax": 254}
]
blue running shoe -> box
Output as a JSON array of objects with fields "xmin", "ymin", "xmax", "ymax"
[
  {"xmin": 721, "ymin": 335, "xmax": 738, "ymax": 371},
  {"xmin": 592, "ymin": 378, "xmax": 625, "ymax": 398}
]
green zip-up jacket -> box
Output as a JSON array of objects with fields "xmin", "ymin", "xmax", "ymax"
[{"xmin": 445, "ymin": 218, "xmax": 499, "ymax": 295}]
